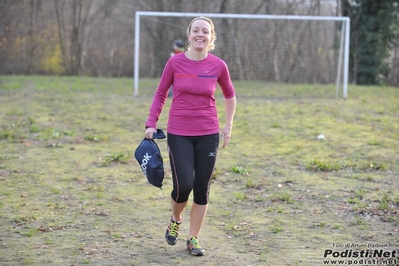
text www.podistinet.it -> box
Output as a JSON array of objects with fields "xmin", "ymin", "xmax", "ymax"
[{"xmin": 323, "ymin": 259, "xmax": 399, "ymax": 265}]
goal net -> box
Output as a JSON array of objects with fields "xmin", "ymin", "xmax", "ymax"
[{"xmin": 134, "ymin": 12, "xmax": 350, "ymax": 98}]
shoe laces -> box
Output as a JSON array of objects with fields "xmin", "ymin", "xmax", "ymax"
[
  {"xmin": 168, "ymin": 221, "xmax": 179, "ymax": 237},
  {"xmin": 189, "ymin": 236, "xmax": 202, "ymax": 249}
]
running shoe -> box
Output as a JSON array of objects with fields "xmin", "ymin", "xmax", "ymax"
[
  {"xmin": 165, "ymin": 217, "xmax": 180, "ymax": 245},
  {"xmin": 187, "ymin": 236, "xmax": 205, "ymax": 256}
]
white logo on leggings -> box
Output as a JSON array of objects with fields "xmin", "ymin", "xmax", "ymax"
[{"xmin": 208, "ymin": 152, "xmax": 216, "ymax": 157}]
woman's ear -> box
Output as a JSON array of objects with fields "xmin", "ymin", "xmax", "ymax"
[{"xmin": 210, "ymin": 38, "xmax": 215, "ymax": 47}]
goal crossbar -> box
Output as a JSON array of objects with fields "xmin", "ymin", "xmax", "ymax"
[{"xmin": 134, "ymin": 11, "xmax": 350, "ymax": 98}]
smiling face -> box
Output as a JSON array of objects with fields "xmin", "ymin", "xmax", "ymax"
[{"xmin": 186, "ymin": 17, "xmax": 216, "ymax": 52}]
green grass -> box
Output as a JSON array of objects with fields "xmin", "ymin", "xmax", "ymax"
[{"xmin": 0, "ymin": 75, "xmax": 398, "ymax": 265}]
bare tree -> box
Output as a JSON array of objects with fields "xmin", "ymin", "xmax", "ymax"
[
  {"xmin": 0, "ymin": 0, "xmax": 398, "ymax": 86},
  {"xmin": 0, "ymin": 1, "xmax": 15, "ymax": 73},
  {"xmin": 53, "ymin": 0, "xmax": 119, "ymax": 75}
]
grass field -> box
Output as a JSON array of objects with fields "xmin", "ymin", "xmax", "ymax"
[{"xmin": 0, "ymin": 75, "xmax": 398, "ymax": 266}]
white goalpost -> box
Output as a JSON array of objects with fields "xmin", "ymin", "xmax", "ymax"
[{"xmin": 134, "ymin": 11, "xmax": 350, "ymax": 99}]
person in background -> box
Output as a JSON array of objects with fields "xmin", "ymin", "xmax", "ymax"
[
  {"xmin": 167, "ymin": 39, "xmax": 185, "ymax": 97},
  {"xmin": 171, "ymin": 39, "xmax": 185, "ymax": 57},
  {"xmin": 144, "ymin": 16, "xmax": 236, "ymax": 256}
]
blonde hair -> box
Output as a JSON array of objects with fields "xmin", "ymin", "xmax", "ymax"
[{"xmin": 186, "ymin": 17, "xmax": 217, "ymax": 52}]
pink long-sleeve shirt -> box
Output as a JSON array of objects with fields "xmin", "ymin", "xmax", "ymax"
[{"xmin": 145, "ymin": 53, "xmax": 235, "ymax": 136}]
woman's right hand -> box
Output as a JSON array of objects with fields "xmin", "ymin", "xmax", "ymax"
[{"xmin": 145, "ymin": 127, "xmax": 156, "ymax": 139}]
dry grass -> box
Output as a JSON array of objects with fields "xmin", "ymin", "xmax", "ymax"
[{"xmin": 0, "ymin": 76, "xmax": 398, "ymax": 265}]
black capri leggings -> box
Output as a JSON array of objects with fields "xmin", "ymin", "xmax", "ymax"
[{"xmin": 167, "ymin": 133, "xmax": 219, "ymax": 205}]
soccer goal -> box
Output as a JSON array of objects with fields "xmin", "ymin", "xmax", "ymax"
[{"xmin": 134, "ymin": 11, "xmax": 350, "ymax": 99}]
